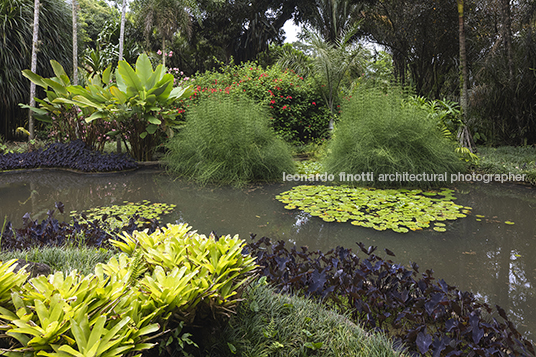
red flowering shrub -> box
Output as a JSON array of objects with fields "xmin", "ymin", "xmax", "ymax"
[{"xmin": 173, "ymin": 62, "xmax": 331, "ymax": 144}]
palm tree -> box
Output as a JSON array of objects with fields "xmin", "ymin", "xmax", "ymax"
[
  {"xmin": 138, "ymin": 0, "xmax": 196, "ymax": 66},
  {"xmin": 118, "ymin": 0, "xmax": 127, "ymax": 61},
  {"xmin": 279, "ymin": 27, "xmax": 364, "ymax": 130},
  {"xmin": 299, "ymin": 0, "xmax": 364, "ymax": 44}
]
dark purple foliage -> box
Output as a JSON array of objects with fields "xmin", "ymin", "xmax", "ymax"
[
  {"xmin": 0, "ymin": 202, "xmax": 159, "ymax": 251},
  {"xmin": 0, "ymin": 140, "xmax": 137, "ymax": 172},
  {"xmin": 246, "ymin": 235, "xmax": 535, "ymax": 357}
]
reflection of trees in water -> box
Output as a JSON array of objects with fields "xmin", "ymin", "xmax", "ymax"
[
  {"xmin": 0, "ymin": 169, "xmax": 164, "ymax": 222},
  {"xmin": 453, "ymin": 182, "xmax": 536, "ymax": 340}
]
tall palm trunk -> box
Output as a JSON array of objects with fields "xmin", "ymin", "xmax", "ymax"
[
  {"xmin": 162, "ymin": 38, "xmax": 166, "ymax": 66},
  {"xmin": 117, "ymin": 0, "xmax": 128, "ymax": 153},
  {"xmin": 457, "ymin": 0, "xmax": 467, "ymax": 122},
  {"xmin": 72, "ymin": 0, "xmax": 78, "ymax": 85},
  {"xmin": 457, "ymin": 0, "xmax": 476, "ymax": 153},
  {"xmin": 119, "ymin": 0, "xmax": 127, "ymax": 61},
  {"xmin": 499, "ymin": 0, "xmax": 522, "ymax": 143},
  {"xmin": 29, "ymin": 0, "xmax": 40, "ymax": 141}
]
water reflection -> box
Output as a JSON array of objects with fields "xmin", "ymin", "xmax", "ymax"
[{"xmin": 0, "ymin": 169, "xmax": 535, "ymax": 340}]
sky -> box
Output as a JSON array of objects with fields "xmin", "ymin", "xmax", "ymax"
[{"xmin": 283, "ymin": 20, "xmax": 300, "ymax": 43}]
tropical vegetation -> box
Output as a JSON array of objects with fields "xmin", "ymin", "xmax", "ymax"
[
  {"xmin": 323, "ymin": 85, "xmax": 466, "ymax": 188},
  {"xmin": 165, "ymin": 94, "xmax": 296, "ymax": 186}
]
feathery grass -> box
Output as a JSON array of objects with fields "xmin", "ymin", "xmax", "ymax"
[
  {"xmin": 324, "ymin": 85, "xmax": 466, "ymax": 188},
  {"xmin": 165, "ymin": 94, "xmax": 295, "ymax": 186}
]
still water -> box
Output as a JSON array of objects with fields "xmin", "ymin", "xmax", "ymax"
[{"xmin": 1, "ymin": 167, "xmax": 535, "ymax": 340}]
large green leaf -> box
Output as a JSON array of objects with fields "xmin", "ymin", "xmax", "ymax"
[
  {"xmin": 21, "ymin": 70, "xmax": 48, "ymax": 89},
  {"xmin": 110, "ymin": 86, "xmax": 127, "ymax": 104},
  {"xmin": 169, "ymin": 85, "xmax": 194, "ymax": 100},
  {"xmin": 50, "ymin": 60, "xmax": 69, "ymax": 86},
  {"xmin": 42, "ymin": 78, "xmax": 69, "ymax": 96},
  {"xmin": 117, "ymin": 60, "xmax": 143, "ymax": 93},
  {"xmin": 102, "ymin": 65, "xmax": 113, "ymax": 86},
  {"xmin": 135, "ymin": 54, "xmax": 154, "ymax": 89}
]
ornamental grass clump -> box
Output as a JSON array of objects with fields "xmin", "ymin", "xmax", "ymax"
[
  {"xmin": 323, "ymin": 85, "xmax": 466, "ymax": 188},
  {"xmin": 165, "ymin": 94, "xmax": 295, "ymax": 186}
]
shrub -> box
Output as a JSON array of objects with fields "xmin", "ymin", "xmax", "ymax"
[
  {"xmin": 323, "ymin": 85, "xmax": 466, "ymax": 188},
  {"xmin": 165, "ymin": 94, "xmax": 296, "ymax": 186},
  {"xmin": 0, "ymin": 140, "xmax": 137, "ymax": 172},
  {"xmin": 176, "ymin": 61, "xmax": 331, "ymax": 144}
]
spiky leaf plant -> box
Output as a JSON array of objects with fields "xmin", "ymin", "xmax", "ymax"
[
  {"xmin": 165, "ymin": 94, "xmax": 295, "ymax": 186},
  {"xmin": 323, "ymin": 85, "xmax": 466, "ymax": 188}
]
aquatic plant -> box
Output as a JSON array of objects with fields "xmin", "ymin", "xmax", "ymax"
[
  {"xmin": 276, "ymin": 185, "xmax": 469, "ymax": 233},
  {"xmin": 165, "ymin": 94, "xmax": 296, "ymax": 186},
  {"xmin": 0, "ymin": 140, "xmax": 137, "ymax": 172},
  {"xmin": 71, "ymin": 200, "xmax": 176, "ymax": 230},
  {"xmin": 246, "ymin": 237, "xmax": 535, "ymax": 357},
  {"xmin": 323, "ymin": 85, "xmax": 466, "ymax": 188}
]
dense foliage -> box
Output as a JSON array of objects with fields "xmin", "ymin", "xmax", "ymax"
[
  {"xmin": 0, "ymin": 0, "xmax": 72, "ymax": 139},
  {"xmin": 246, "ymin": 236, "xmax": 535, "ymax": 357},
  {"xmin": 0, "ymin": 140, "xmax": 137, "ymax": 172},
  {"xmin": 165, "ymin": 94, "xmax": 296, "ymax": 186},
  {"xmin": 323, "ymin": 85, "xmax": 465, "ymax": 188},
  {"xmin": 23, "ymin": 54, "xmax": 194, "ymax": 161},
  {"xmin": 0, "ymin": 202, "xmax": 158, "ymax": 251},
  {"xmin": 178, "ymin": 61, "xmax": 331, "ymax": 144},
  {"xmin": 0, "ymin": 224, "xmax": 257, "ymax": 357}
]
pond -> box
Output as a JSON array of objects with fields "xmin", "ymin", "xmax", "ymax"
[{"xmin": 1, "ymin": 167, "xmax": 535, "ymax": 341}]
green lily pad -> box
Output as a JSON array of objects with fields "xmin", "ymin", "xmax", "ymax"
[{"xmin": 275, "ymin": 185, "xmax": 468, "ymax": 234}]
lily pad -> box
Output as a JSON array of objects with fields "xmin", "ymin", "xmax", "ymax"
[{"xmin": 276, "ymin": 185, "xmax": 469, "ymax": 234}]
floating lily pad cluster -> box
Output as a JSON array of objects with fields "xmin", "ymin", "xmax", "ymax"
[
  {"xmin": 295, "ymin": 160, "xmax": 324, "ymax": 176},
  {"xmin": 71, "ymin": 200, "xmax": 176, "ymax": 229},
  {"xmin": 276, "ymin": 185, "xmax": 471, "ymax": 233}
]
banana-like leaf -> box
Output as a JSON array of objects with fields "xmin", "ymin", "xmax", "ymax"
[
  {"xmin": 50, "ymin": 60, "xmax": 69, "ymax": 86},
  {"xmin": 117, "ymin": 61, "xmax": 143, "ymax": 93},
  {"xmin": 21, "ymin": 70, "xmax": 48, "ymax": 89},
  {"xmin": 135, "ymin": 54, "xmax": 153, "ymax": 89},
  {"xmin": 102, "ymin": 65, "xmax": 113, "ymax": 86},
  {"xmin": 42, "ymin": 78, "xmax": 69, "ymax": 97}
]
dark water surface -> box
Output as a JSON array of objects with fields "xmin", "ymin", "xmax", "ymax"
[{"xmin": 1, "ymin": 168, "xmax": 535, "ymax": 340}]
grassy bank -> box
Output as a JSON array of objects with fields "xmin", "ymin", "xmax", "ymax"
[{"xmin": 476, "ymin": 146, "xmax": 536, "ymax": 185}]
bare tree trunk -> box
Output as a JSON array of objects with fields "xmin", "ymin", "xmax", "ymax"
[
  {"xmin": 499, "ymin": 0, "xmax": 522, "ymax": 143},
  {"xmin": 118, "ymin": 0, "xmax": 127, "ymax": 61},
  {"xmin": 28, "ymin": 0, "xmax": 40, "ymax": 142},
  {"xmin": 72, "ymin": 0, "xmax": 78, "ymax": 85},
  {"xmin": 162, "ymin": 38, "xmax": 166, "ymax": 67},
  {"xmin": 117, "ymin": 0, "xmax": 128, "ymax": 153},
  {"xmin": 458, "ymin": 0, "xmax": 468, "ymax": 121}
]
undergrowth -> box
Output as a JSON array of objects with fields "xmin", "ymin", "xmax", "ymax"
[
  {"xmin": 477, "ymin": 146, "xmax": 536, "ymax": 185},
  {"xmin": 165, "ymin": 94, "xmax": 295, "ymax": 186},
  {"xmin": 323, "ymin": 85, "xmax": 466, "ymax": 188}
]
